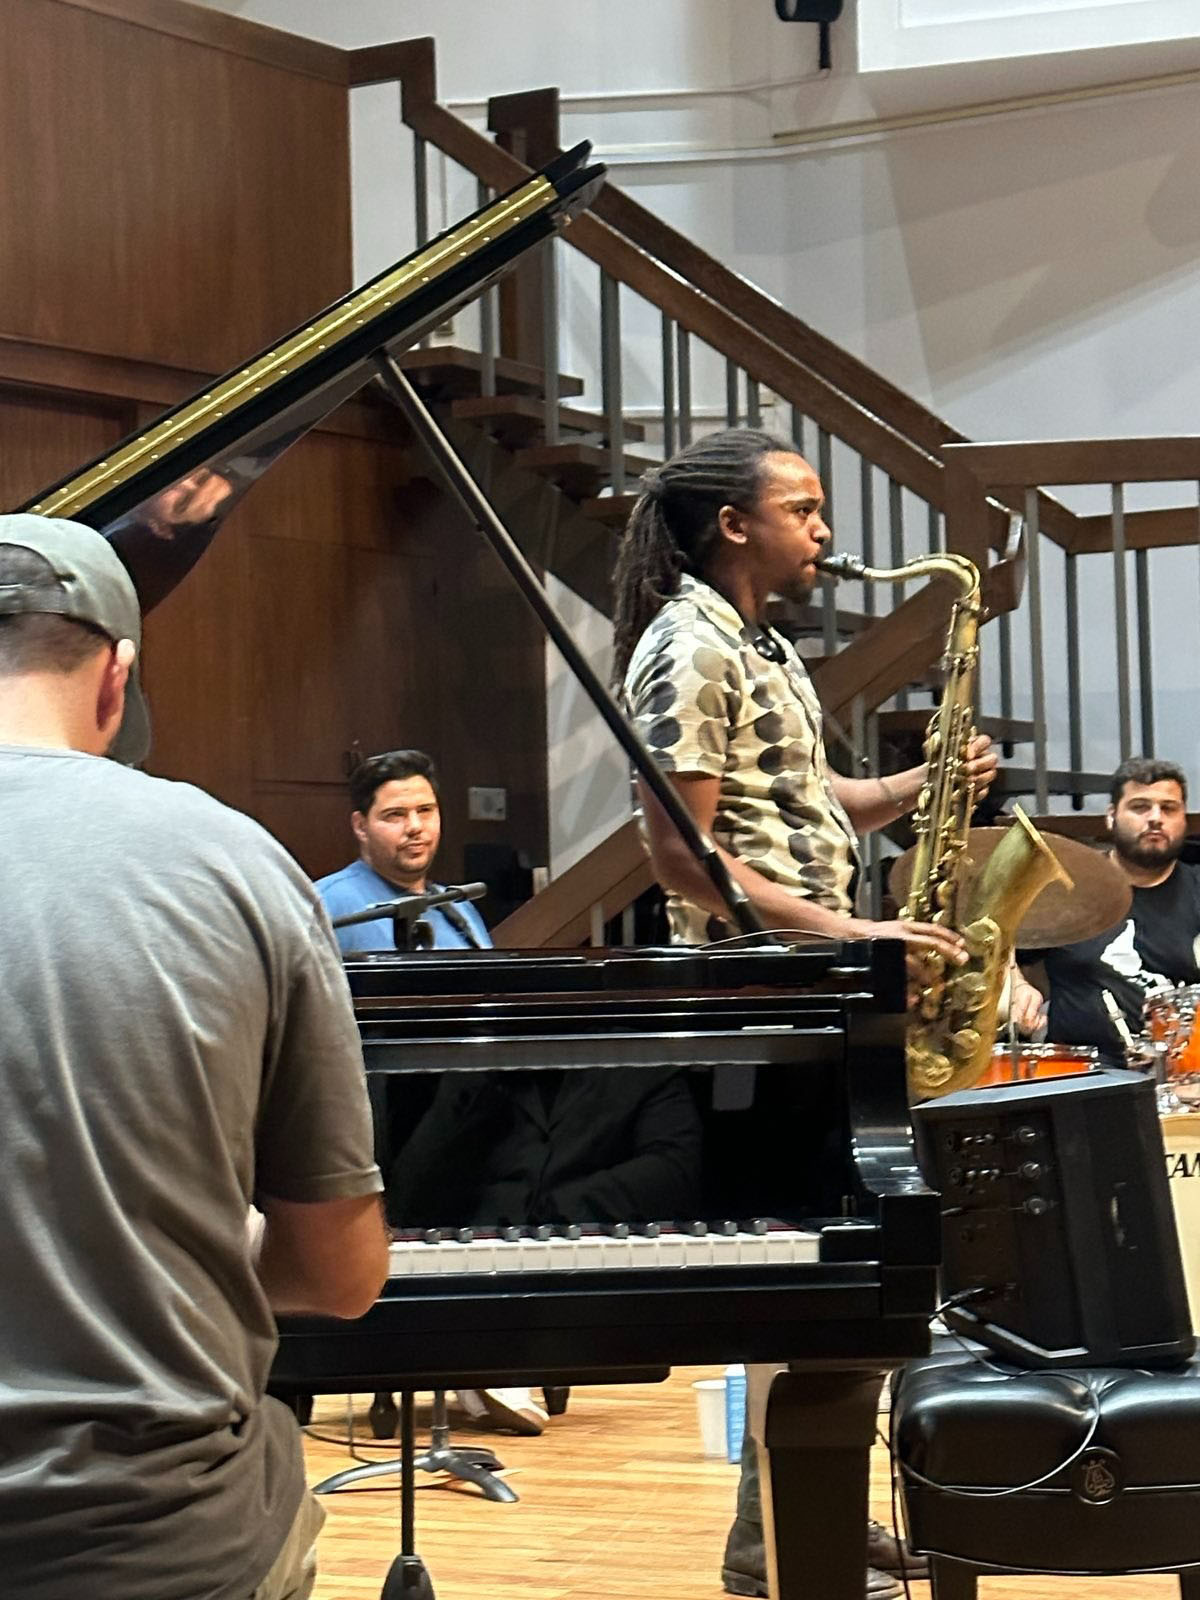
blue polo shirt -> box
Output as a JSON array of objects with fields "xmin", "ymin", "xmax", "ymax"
[{"xmin": 315, "ymin": 859, "xmax": 492, "ymax": 955}]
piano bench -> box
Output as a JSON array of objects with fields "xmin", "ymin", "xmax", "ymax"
[{"xmin": 892, "ymin": 1346, "xmax": 1200, "ymax": 1599}]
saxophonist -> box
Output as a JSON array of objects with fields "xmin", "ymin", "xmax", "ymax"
[
  {"xmin": 613, "ymin": 428, "xmax": 997, "ymax": 958},
  {"xmin": 611, "ymin": 427, "xmax": 997, "ymax": 1600}
]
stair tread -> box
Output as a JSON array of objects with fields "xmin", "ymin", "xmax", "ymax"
[
  {"xmin": 991, "ymin": 768, "xmax": 1111, "ymax": 794},
  {"xmin": 1026, "ymin": 811, "xmax": 1200, "ymax": 840},
  {"xmin": 514, "ymin": 442, "xmax": 660, "ymax": 500},
  {"xmin": 578, "ymin": 493, "xmax": 639, "ymax": 525},
  {"xmin": 451, "ymin": 394, "xmax": 646, "ymax": 445},
  {"xmin": 394, "ymin": 345, "xmax": 584, "ymax": 399},
  {"xmin": 876, "ymin": 710, "xmax": 1036, "ymax": 742}
]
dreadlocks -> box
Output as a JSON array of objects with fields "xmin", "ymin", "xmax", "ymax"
[{"xmin": 610, "ymin": 428, "xmax": 797, "ymax": 685}]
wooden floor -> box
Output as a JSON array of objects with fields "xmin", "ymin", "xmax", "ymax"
[{"xmin": 302, "ymin": 1370, "xmax": 1180, "ymax": 1600}]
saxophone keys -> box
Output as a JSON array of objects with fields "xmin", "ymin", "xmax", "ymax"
[
  {"xmin": 952, "ymin": 971, "xmax": 989, "ymax": 1011},
  {"xmin": 961, "ymin": 919, "xmax": 998, "ymax": 960},
  {"xmin": 950, "ymin": 1027, "xmax": 982, "ymax": 1061}
]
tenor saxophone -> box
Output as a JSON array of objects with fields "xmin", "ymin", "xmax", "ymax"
[{"xmin": 818, "ymin": 551, "xmax": 1072, "ymax": 1099}]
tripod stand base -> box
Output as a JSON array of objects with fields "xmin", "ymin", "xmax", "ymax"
[
  {"xmin": 381, "ymin": 1553, "xmax": 435, "ymax": 1600},
  {"xmin": 313, "ymin": 1441, "xmax": 517, "ymax": 1501}
]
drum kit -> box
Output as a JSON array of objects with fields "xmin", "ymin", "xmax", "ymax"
[
  {"xmin": 891, "ymin": 827, "xmax": 1200, "ymax": 1102},
  {"xmin": 894, "ymin": 825, "xmax": 1200, "ymax": 1326}
]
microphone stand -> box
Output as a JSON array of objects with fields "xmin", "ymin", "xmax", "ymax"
[{"xmin": 331, "ymin": 882, "xmax": 488, "ymax": 952}]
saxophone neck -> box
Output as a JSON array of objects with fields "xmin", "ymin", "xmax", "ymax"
[{"xmin": 817, "ymin": 550, "xmax": 980, "ymax": 607}]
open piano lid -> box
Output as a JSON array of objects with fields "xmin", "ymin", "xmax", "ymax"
[{"xmin": 17, "ymin": 143, "xmax": 605, "ymax": 613}]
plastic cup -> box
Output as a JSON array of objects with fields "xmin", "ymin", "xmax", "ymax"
[{"xmin": 692, "ymin": 1376, "xmax": 727, "ymax": 1458}]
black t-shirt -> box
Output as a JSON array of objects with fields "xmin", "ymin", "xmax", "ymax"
[{"xmin": 1027, "ymin": 860, "xmax": 1200, "ymax": 1060}]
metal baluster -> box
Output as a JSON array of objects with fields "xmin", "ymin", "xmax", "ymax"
[
  {"xmin": 414, "ymin": 134, "xmax": 430, "ymax": 348},
  {"xmin": 1111, "ymin": 482, "xmax": 1131, "ymax": 760},
  {"xmin": 676, "ymin": 327, "xmax": 692, "ymax": 449},
  {"xmin": 790, "ymin": 406, "xmax": 806, "ymax": 459},
  {"xmin": 541, "ymin": 238, "xmax": 560, "ymax": 447},
  {"xmin": 818, "ymin": 429, "xmax": 837, "ymax": 659},
  {"xmin": 599, "ymin": 269, "xmax": 625, "ymax": 495},
  {"xmin": 997, "ymin": 609, "xmax": 1013, "ymax": 754},
  {"xmin": 413, "ymin": 134, "xmax": 429, "ymax": 247},
  {"xmin": 859, "ymin": 458, "xmax": 876, "ymax": 617},
  {"xmin": 746, "ymin": 373, "xmax": 762, "ymax": 429},
  {"xmin": 476, "ymin": 179, "xmax": 496, "ymax": 398},
  {"xmin": 661, "ymin": 314, "xmax": 676, "ymax": 460},
  {"xmin": 1135, "ymin": 548, "xmax": 1154, "ymax": 756},
  {"xmin": 1024, "ymin": 488, "xmax": 1049, "ymax": 815},
  {"xmin": 1064, "ymin": 552, "xmax": 1083, "ymax": 807},
  {"xmin": 888, "ymin": 476, "xmax": 907, "ymax": 710},
  {"xmin": 725, "ymin": 360, "xmax": 740, "ymax": 428},
  {"xmin": 927, "ymin": 502, "xmax": 941, "ymax": 554},
  {"xmin": 866, "ymin": 708, "xmax": 883, "ymax": 919}
]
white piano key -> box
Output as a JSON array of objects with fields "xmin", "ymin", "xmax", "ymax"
[
  {"xmin": 708, "ymin": 1234, "xmax": 744, "ymax": 1268},
  {"xmin": 656, "ymin": 1233, "xmax": 686, "ymax": 1268},
  {"xmin": 490, "ymin": 1237, "xmax": 527, "ymax": 1273},
  {"xmin": 518, "ymin": 1237, "xmax": 553, "ymax": 1272}
]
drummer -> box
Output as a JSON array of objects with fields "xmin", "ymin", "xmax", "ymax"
[{"xmin": 1018, "ymin": 757, "xmax": 1200, "ymax": 1063}]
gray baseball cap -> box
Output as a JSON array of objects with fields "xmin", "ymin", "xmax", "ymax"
[{"xmin": 0, "ymin": 513, "xmax": 150, "ymax": 765}]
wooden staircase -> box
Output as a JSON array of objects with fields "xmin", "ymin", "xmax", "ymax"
[{"xmin": 345, "ymin": 37, "xmax": 1194, "ymax": 941}]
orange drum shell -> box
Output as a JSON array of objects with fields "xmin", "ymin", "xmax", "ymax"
[{"xmin": 976, "ymin": 1043, "xmax": 1100, "ymax": 1088}]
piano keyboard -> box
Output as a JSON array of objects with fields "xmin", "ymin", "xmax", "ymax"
[{"xmin": 386, "ymin": 1221, "xmax": 820, "ymax": 1278}]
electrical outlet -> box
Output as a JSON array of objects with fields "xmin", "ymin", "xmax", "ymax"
[{"xmin": 468, "ymin": 785, "xmax": 507, "ymax": 822}]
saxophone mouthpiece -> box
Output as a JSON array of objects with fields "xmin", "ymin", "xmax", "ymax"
[{"xmin": 815, "ymin": 553, "xmax": 865, "ymax": 582}]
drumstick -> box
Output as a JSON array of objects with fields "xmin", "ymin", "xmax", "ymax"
[{"xmin": 1101, "ymin": 988, "xmax": 1139, "ymax": 1062}]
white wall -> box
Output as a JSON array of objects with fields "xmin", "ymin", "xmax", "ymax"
[{"xmin": 197, "ymin": 0, "xmax": 1200, "ymax": 861}]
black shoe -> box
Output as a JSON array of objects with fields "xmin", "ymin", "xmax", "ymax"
[
  {"xmin": 721, "ymin": 1565, "xmax": 902, "ymax": 1598},
  {"xmin": 868, "ymin": 1518, "xmax": 930, "ymax": 1579}
]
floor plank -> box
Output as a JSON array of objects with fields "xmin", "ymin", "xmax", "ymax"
[{"xmin": 302, "ymin": 1370, "xmax": 1179, "ymax": 1600}]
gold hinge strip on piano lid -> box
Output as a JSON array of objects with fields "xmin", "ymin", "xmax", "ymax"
[{"xmin": 28, "ymin": 172, "xmax": 561, "ymax": 520}]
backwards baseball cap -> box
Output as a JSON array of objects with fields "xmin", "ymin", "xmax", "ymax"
[{"xmin": 0, "ymin": 513, "xmax": 150, "ymax": 765}]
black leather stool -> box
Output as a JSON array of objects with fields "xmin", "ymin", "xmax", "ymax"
[{"xmin": 893, "ymin": 1347, "xmax": 1200, "ymax": 1598}]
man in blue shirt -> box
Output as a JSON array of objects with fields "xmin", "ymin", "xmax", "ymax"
[
  {"xmin": 315, "ymin": 750, "xmax": 547, "ymax": 1434},
  {"xmin": 316, "ymin": 749, "xmax": 491, "ymax": 954}
]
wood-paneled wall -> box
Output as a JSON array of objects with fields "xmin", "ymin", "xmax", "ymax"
[
  {"xmin": 0, "ymin": 0, "xmax": 551, "ymax": 889},
  {"xmin": 1, "ymin": 0, "xmax": 350, "ymax": 373}
]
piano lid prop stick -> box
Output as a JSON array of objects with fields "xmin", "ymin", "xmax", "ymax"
[{"xmin": 372, "ymin": 353, "xmax": 764, "ymax": 939}]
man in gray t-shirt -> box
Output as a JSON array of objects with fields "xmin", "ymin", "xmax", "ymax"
[{"xmin": 0, "ymin": 515, "xmax": 389, "ymax": 1600}]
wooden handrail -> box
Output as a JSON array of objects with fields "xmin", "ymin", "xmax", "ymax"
[
  {"xmin": 491, "ymin": 817, "xmax": 652, "ymax": 948},
  {"xmin": 404, "ymin": 104, "xmax": 947, "ymax": 506},
  {"xmin": 52, "ymin": 0, "xmax": 346, "ymax": 81}
]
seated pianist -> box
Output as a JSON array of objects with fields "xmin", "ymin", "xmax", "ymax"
[
  {"xmin": 316, "ymin": 745, "xmax": 557, "ymax": 1434},
  {"xmin": 316, "ymin": 748, "xmax": 490, "ymax": 953}
]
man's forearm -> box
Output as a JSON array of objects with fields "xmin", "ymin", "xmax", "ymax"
[{"xmin": 831, "ymin": 766, "xmax": 924, "ymax": 833}]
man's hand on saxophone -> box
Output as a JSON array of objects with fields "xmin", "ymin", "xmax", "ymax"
[{"xmin": 829, "ymin": 733, "xmax": 998, "ymax": 833}]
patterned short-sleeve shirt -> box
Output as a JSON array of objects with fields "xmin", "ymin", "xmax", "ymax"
[{"xmin": 624, "ymin": 573, "xmax": 859, "ymax": 943}]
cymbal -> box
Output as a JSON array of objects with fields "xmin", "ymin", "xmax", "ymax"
[{"xmin": 888, "ymin": 826, "xmax": 1132, "ymax": 948}]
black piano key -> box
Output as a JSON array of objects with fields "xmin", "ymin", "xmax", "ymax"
[
  {"xmin": 530, "ymin": 1224, "xmax": 553, "ymax": 1241},
  {"xmin": 604, "ymin": 1222, "xmax": 630, "ymax": 1239},
  {"xmin": 715, "ymin": 1220, "xmax": 739, "ymax": 1236},
  {"xmin": 676, "ymin": 1220, "xmax": 708, "ymax": 1236},
  {"xmin": 556, "ymin": 1223, "xmax": 582, "ymax": 1240},
  {"xmin": 499, "ymin": 1225, "xmax": 522, "ymax": 1243},
  {"xmin": 452, "ymin": 1227, "xmax": 475, "ymax": 1244},
  {"xmin": 634, "ymin": 1222, "xmax": 661, "ymax": 1238},
  {"xmin": 744, "ymin": 1218, "xmax": 769, "ymax": 1235},
  {"xmin": 422, "ymin": 1228, "xmax": 442, "ymax": 1245}
]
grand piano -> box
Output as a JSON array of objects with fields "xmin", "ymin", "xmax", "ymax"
[{"xmin": 20, "ymin": 143, "xmax": 941, "ymax": 1600}]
